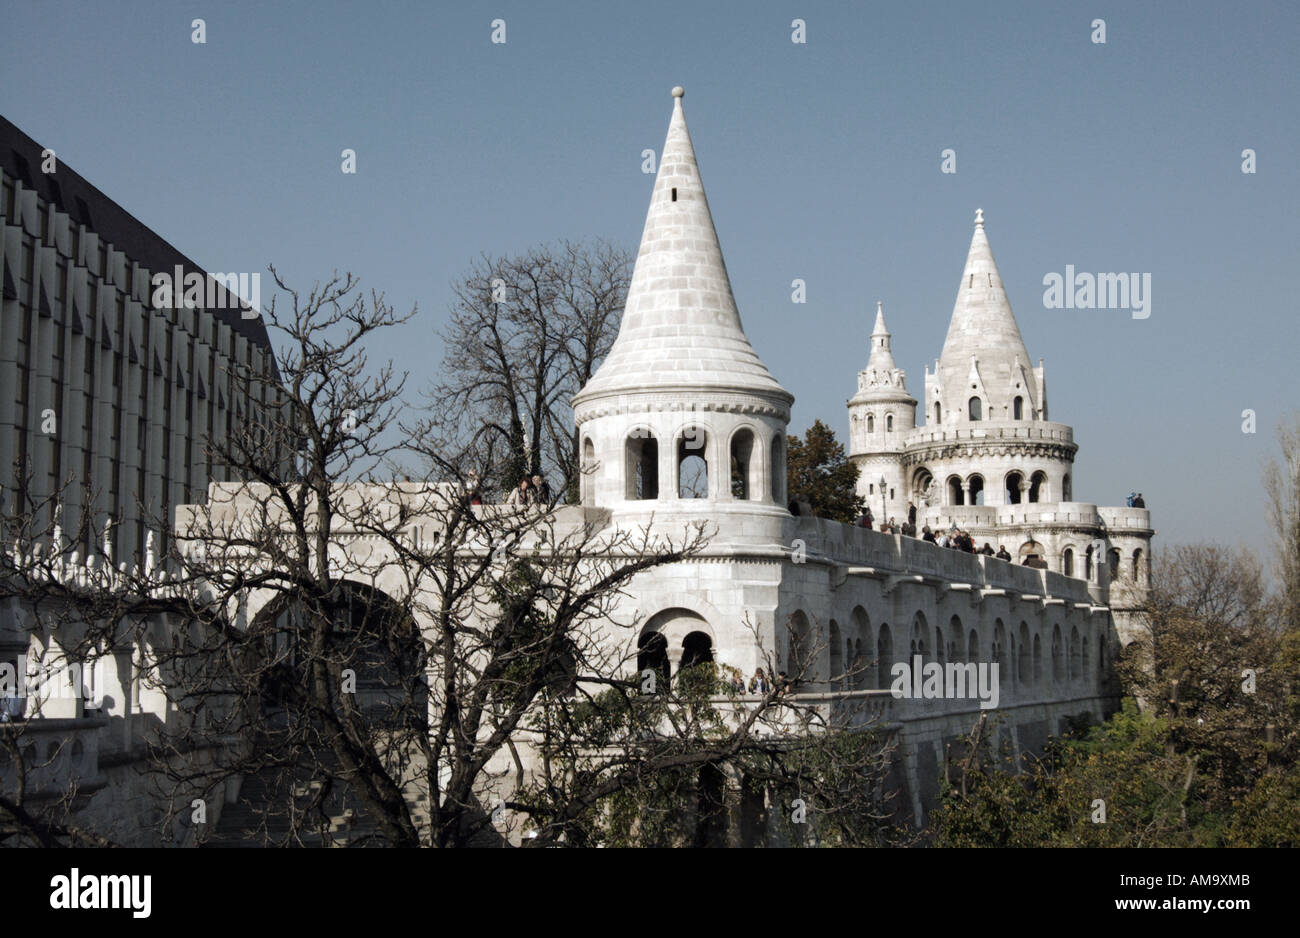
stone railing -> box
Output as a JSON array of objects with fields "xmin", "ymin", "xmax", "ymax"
[{"xmin": 0, "ymin": 716, "xmax": 107, "ymax": 799}]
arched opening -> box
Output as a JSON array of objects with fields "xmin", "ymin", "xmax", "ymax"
[
  {"xmin": 786, "ymin": 611, "xmax": 812, "ymax": 685},
  {"xmin": 1005, "ymin": 471, "xmax": 1023, "ymax": 505},
  {"xmin": 769, "ymin": 435, "xmax": 784, "ymax": 503},
  {"xmin": 1062, "ymin": 473, "xmax": 1072, "ymax": 501},
  {"xmin": 934, "ymin": 401, "xmax": 942, "ymax": 424},
  {"xmin": 949, "ymin": 616, "xmax": 964, "ymax": 663},
  {"xmin": 910, "ymin": 612, "xmax": 928, "ymax": 663},
  {"xmin": 886, "ymin": 414, "xmax": 894, "ymax": 431},
  {"xmin": 729, "ymin": 428, "xmax": 756, "ymax": 500},
  {"xmin": 1028, "ymin": 471, "xmax": 1047, "ymax": 503},
  {"xmin": 1051, "ymin": 625, "xmax": 1064, "ymax": 683},
  {"xmin": 947, "ymin": 475, "xmax": 965, "ymax": 506},
  {"xmin": 876, "ymin": 623, "xmax": 893, "ymax": 690},
  {"xmin": 967, "ymin": 628, "xmax": 979, "ymax": 663},
  {"xmin": 637, "ymin": 631, "xmax": 670, "ymax": 685},
  {"xmin": 1012, "ymin": 396, "xmax": 1023, "ymax": 420},
  {"xmin": 581, "ymin": 437, "xmax": 596, "ymax": 505},
  {"xmin": 1063, "ymin": 547, "xmax": 1075, "ymax": 577},
  {"xmin": 1132, "ymin": 548, "xmax": 1144, "ymax": 585},
  {"xmin": 934, "ymin": 624, "xmax": 946, "ymax": 667},
  {"xmin": 1081, "ymin": 634, "xmax": 1091, "ymax": 680},
  {"xmin": 1018, "ymin": 623, "xmax": 1031, "ymax": 687},
  {"xmin": 912, "ymin": 468, "xmax": 934, "ymax": 507},
  {"xmin": 968, "ymin": 397, "xmax": 982, "ymax": 421},
  {"xmin": 1032, "ymin": 633, "xmax": 1042, "ymax": 686},
  {"xmin": 1107, "ymin": 548, "xmax": 1121, "ymax": 581},
  {"xmin": 677, "ymin": 427, "xmax": 708, "ymax": 499},
  {"xmin": 851, "ymin": 607, "xmax": 870, "ymax": 689},
  {"xmin": 253, "ymin": 581, "xmax": 425, "ymax": 726},
  {"xmin": 992, "ymin": 620, "xmax": 1006, "ymax": 682},
  {"xmin": 1069, "ymin": 626, "xmax": 1082, "ymax": 681},
  {"xmin": 968, "ymin": 474, "xmax": 985, "ymax": 506},
  {"xmin": 681, "ymin": 631, "xmax": 714, "ymax": 669},
  {"xmin": 1085, "ymin": 545, "xmax": 1094, "ymax": 580},
  {"xmin": 866, "ymin": 414, "xmax": 874, "ymax": 433},
  {"xmin": 829, "ymin": 620, "xmax": 842, "ymax": 690},
  {"xmin": 624, "ymin": 431, "xmax": 658, "ymax": 500}
]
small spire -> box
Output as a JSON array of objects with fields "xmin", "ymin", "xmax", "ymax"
[
  {"xmin": 872, "ymin": 300, "xmax": 888, "ymax": 336},
  {"xmin": 975, "ymin": 207, "xmax": 984, "ymax": 228}
]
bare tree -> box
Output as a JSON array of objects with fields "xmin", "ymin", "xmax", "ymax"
[{"xmin": 429, "ymin": 241, "xmax": 632, "ymax": 500}]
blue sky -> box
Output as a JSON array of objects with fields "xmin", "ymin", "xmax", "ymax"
[{"xmin": 3, "ymin": 0, "xmax": 1297, "ymax": 564}]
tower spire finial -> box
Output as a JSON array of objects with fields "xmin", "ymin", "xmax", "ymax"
[
  {"xmin": 975, "ymin": 207, "xmax": 984, "ymax": 228},
  {"xmin": 671, "ymin": 85, "xmax": 684, "ymax": 99}
]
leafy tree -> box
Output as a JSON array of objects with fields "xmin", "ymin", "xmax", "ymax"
[{"xmin": 785, "ymin": 420, "xmax": 864, "ymax": 523}]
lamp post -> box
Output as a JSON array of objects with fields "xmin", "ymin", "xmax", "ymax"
[{"xmin": 879, "ymin": 475, "xmax": 887, "ymax": 529}]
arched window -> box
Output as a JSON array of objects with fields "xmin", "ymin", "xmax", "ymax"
[
  {"xmin": 1051, "ymin": 626, "xmax": 1064, "ymax": 683},
  {"xmin": 969, "ymin": 475, "xmax": 985, "ymax": 506},
  {"xmin": 769, "ymin": 435, "xmax": 784, "ymax": 503},
  {"xmin": 1063, "ymin": 547, "xmax": 1074, "ymax": 577},
  {"xmin": 967, "ymin": 628, "xmax": 979, "ymax": 663},
  {"xmin": 934, "ymin": 402, "xmax": 942, "ymax": 424},
  {"xmin": 677, "ymin": 427, "xmax": 708, "ymax": 499},
  {"xmin": 910, "ymin": 612, "xmax": 928, "ymax": 662},
  {"xmin": 1081, "ymin": 634, "xmax": 1091, "ymax": 680},
  {"xmin": 968, "ymin": 397, "xmax": 982, "ymax": 421},
  {"xmin": 949, "ymin": 616, "xmax": 964, "ymax": 663},
  {"xmin": 1107, "ymin": 548, "xmax": 1121, "ymax": 581},
  {"xmin": 851, "ymin": 607, "xmax": 870, "ymax": 689},
  {"xmin": 1028, "ymin": 471, "xmax": 1047, "ymax": 503},
  {"xmin": 681, "ymin": 631, "xmax": 714, "ymax": 669},
  {"xmin": 886, "ymin": 414, "xmax": 894, "ymax": 431},
  {"xmin": 1069, "ymin": 626, "xmax": 1082, "ymax": 681},
  {"xmin": 625, "ymin": 431, "xmax": 658, "ymax": 500},
  {"xmin": 1032, "ymin": 633, "xmax": 1043, "ymax": 686},
  {"xmin": 947, "ymin": 475, "xmax": 964, "ymax": 506},
  {"xmin": 1132, "ymin": 548, "xmax": 1144, "ymax": 584},
  {"xmin": 866, "ymin": 414, "xmax": 874, "ymax": 433},
  {"xmin": 1006, "ymin": 471, "xmax": 1023, "ymax": 505},
  {"xmin": 829, "ymin": 620, "xmax": 842, "ymax": 690},
  {"xmin": 638, "ymin": 631, "xmax": 670, "ymax": 684},
  {"xmin": 1018, "ymin": 623, "xmax": 1031, "ymax": 687},
  {"xmin": 582, "ymin": 437, "xmax": 596, "ymax": 505},
  {"xmin": 1085, "ymin": 546, "xmax": 1094, "ymax": 580},
  {"xmin": 730, "ymin": 428, "xmax": 756, "ymax": 500},
  {"xmin": 1013, "ymin": 396, "xmax": 1023, "ymax": 420},
  {"xmin": 787, "ymin": 611, "xmax": 812, "ymax": 683},
  {"xmin": 877, "ymin": 623, "xmax": 892, "ymax": 691},
  {"xmin": 1062, "ymin": 473, "xmax": 1072, "ymax": 501},
  {"xmin": 992, "ymin": 620, "xmax": 1006, "ymax": 681}
]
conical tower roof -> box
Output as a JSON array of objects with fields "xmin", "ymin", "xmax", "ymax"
[
  {"xmin": 935, "ymin": 210, "xmax": 1034, "ymax": 417},
  {"xmin": 574, "ymin": 88, "xmax": 792, "ymax": 406},
  {"xmin": 866, "ymin": 300, "xmax": 897, "ymax": 372}
]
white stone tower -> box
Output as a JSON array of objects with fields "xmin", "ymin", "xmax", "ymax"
[
  {"xmin": 847, "ymin": 302, "xmax": 916, "ymax": 523},
  {"xmin": 915, "ymin": 209, "xmax": 1076, "ymax": 509},
  {"xmin": 572, "ymin": 87, "xmax": 795, "ymax": 533}
]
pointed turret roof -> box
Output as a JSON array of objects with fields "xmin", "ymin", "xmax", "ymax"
[
  {"xmin": 574, "ymin": 88, "xmax": 792, "ymax": 406},
  {"xmin": 934, "ymin": 210, "xmax": 1035, "ymax": 419},
  {"xmin": 866, "ymin": 300, "xmax": 897, "ymax": 372},
  {"xmin": 938, "ymin": 209, "xmax": 1033, "ymax": 370}
]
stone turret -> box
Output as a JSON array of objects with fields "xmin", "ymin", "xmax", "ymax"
[
  {"xmin": 848, "ymin": 302, "xmax": 916, "ymax": 522},
  {"xmin": 572, "ymin": 88, "xmax": 793, "ymax": 520}
]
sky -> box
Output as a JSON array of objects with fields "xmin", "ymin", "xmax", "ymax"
[{"xmin": 2, "ymin": 0, "xmax": 1297, "ymax": 565}]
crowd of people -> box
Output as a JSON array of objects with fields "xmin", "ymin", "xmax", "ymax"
[{"xmin": 850, "ymin": 499, "xmax": 1049, "ymax": 565}]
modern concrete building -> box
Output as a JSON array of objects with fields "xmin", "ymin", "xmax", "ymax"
[{"xmin": 0, "ymin": 113, "xmax": 288, "ymax": 844}]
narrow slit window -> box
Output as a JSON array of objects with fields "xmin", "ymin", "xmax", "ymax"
[{"xmin": 671, "ymin": 188, "xmax": 677, "ymax": 202}]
